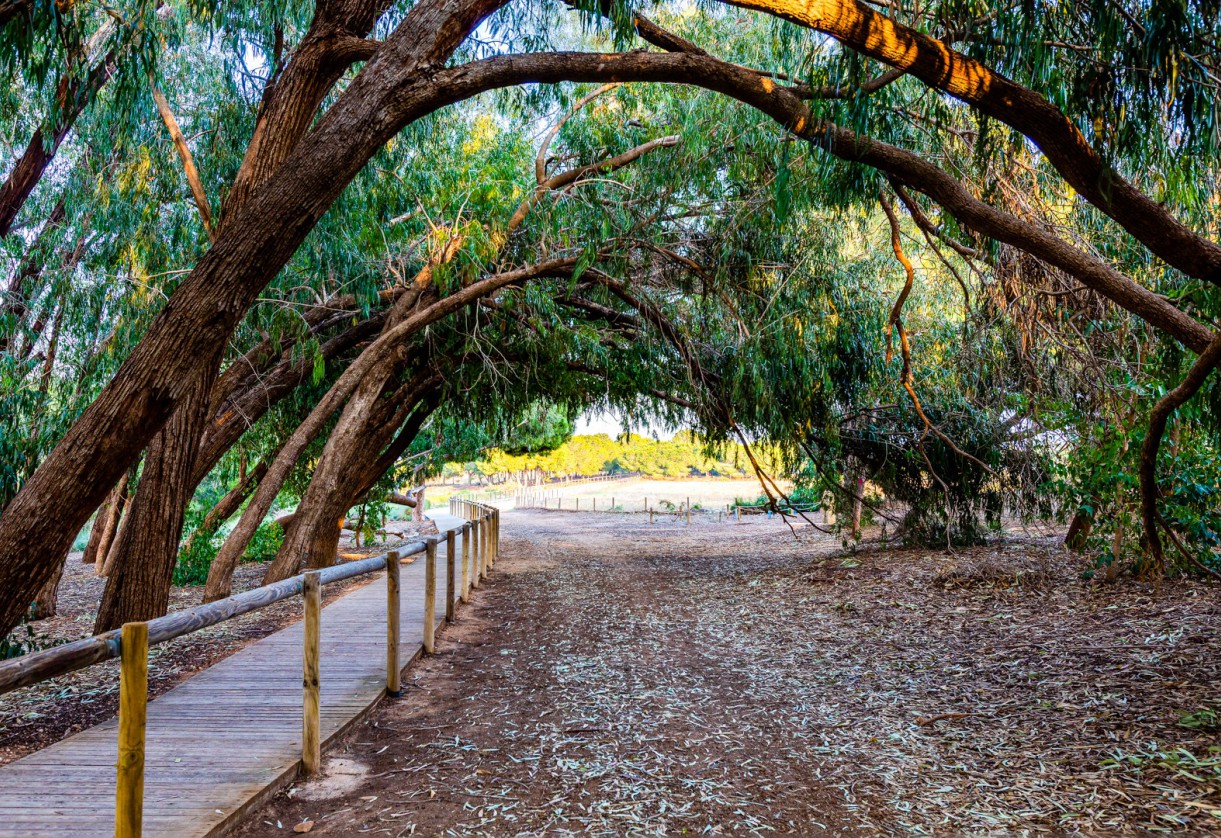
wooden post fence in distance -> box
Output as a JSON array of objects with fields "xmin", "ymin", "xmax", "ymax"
[
  {"xmin": 649, "ymin": 508, "xmax": 654, "ymax": 525},
  {"xmin": 116, "ymin": 621, "xmax": 148, "ymax": 838},
  {"xmin": 423, "ymin": 539, "xmax": 437, "ymax": 654},
  {"xmin": 302, "ymin": 571, "xmax": 321, "ymax": 774},
  {"xmin": 385, "ymin": 551, "xmax": 401, "ymax": 697},
  {"xmin": 445, "ymin": 530, "xmax": 456, "ymax": 622}
]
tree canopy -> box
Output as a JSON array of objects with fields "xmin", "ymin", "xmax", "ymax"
[{"xmin": 1, "ymin": 0, "xmax": 1219, "ymax": 638}]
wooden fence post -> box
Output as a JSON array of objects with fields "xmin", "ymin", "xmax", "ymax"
[
  {"xmin": 386, "ymin": 551, "xmax": 401, "ymax": 697},
  {"xmin": 116, "ymin": 621, "xmax": 148, "ymax": 838},
  {"xmin": 445, "ymin": 530, "xmax": 456, "ymax": 622},
  {"xmin": 423, "ymin": 539, "xmax": 437, "ymax": 654},
  {"xmin": 461, "ymin": 524, "xmax": 471, "ymax": 601},
  {"xmin": 492, "ymin": 510, "xmax": 500, "ymax": 567},
  {"xmin": 649, "ymin": 508, "xmax": 654, "ymax": 524},
  {"xmin": 302, "ymin": 571, "xmax": 321, "ymax": 775},
  {"xmin": 471, "ymin": 518, "xmax": 481, "ymax": 590},
  {"xmin": 482, "ymin": 514, "xmax": 491, "ymax": 579}
]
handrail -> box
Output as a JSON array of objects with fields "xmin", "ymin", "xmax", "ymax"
[
  {"xmin": 0, "ymin": 512, "xmax": 498, "ymax": 838},
  {"xmin": 0, "ymin": 541, "xmax": 429, "ymax": 696}
]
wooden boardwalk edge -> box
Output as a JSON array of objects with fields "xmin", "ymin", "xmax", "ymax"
[
  {"xmin": 0, "ymin": 512, "xmax": 477, "ymax": 838},
  {"xmin": 207, "ymin": 642, "xmax": 428, "ymax": 837}
]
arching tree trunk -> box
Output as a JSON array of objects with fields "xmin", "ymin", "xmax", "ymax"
[
  {"xmin": 267, "ymin": 372, "xmax": 437, "ymax": 581},
  {"xmin": 0, "ymin": 0, "xmax": 508, "ymax": 640},
  {"xmin": 299, "ymin": 392, "xmax": 441, "ymax": 575},
  {"xmin": 93, "ymin": 366, "xmax": 217, "ymax": 632}
]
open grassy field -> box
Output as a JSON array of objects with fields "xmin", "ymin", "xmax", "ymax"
[{"xmin": 516, "ymin": 477, "xmax": 784, "ymax": 512}]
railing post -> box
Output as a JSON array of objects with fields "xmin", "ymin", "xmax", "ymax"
[
  {"xmin": 479, "ymin": 514, "xmax": 489, "ymax": 581},
  {"xmin": 487, "ymin": 510, "xmax": 495, "ymax": 569},
  {"xmin": 423, "ymin": 539, "xmax": 437, "ymax": 654},
  {"xmin": 116, "ymin": 621, "xmax": 148, "ymax": 838},
  {"xmin": 386, "ymin": 551, "xmax": 401, "ymax": 697},
  {"xmin": 494, "ymin": 509, "xmax": 500, "ymax": 565},
  {"xmin": 302, "ymin": 570, "xmax": 321, "ymax": 775},
  {"xmin": 461, "ymin": 523, "xmax": 471, "ymax": 602},
  {"xmin": 445, "ymin": 530, "xmax": 456, "ymax": 623},
  {"xmin": 471, "ymin": 517, "xmax": 481, "ymax": 590}
]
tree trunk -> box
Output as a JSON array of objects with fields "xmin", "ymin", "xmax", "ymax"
[
  {"xmin": 0, "ymin": 0, "xmax": 507, "ymax": 639},
  {"xmin": 0, "ymin": 50, "xmax": 117, "ymax": 238},
  {"xmin": 265, "ymin": 385, "xmax": 439, "ymax": 583},
  {"xmin": 94, "ymin": 366, "xmax": 217, "ymax": 632},
  {"xmin": 28, "ymin": 546, "xmax": 69, "ymax": 620},
  {"xmin": 81, "ymin": 474, "xmax": 127, "ymax": 564},
  {"xmin": 95, "ymin": 472, "xmax": 133, "ymax": 576},
  {"xmin": 849, "ymin": 462, "xmax": 864, "ymax": 538},
  {"xmin": 268, "ymin": 374, "xmax": 418, "ymax": 579},
  {"xmin": 1064, "ymin": 506, "xmax": 1094, "ymax": 552}
]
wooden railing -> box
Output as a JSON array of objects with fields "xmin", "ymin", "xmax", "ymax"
[{"xmin": 0, "ymin": 502, "xmax": 503, "ymax": 837}]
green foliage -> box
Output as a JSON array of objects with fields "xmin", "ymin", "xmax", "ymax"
[
  {"xmin": 1178, "ymin": 704, "xmax": 1220, "ymax": 733},
  {"xmin": 4, "ymin": 0, "xmax": 1221, "ymax": 596},
  {"xmin": 173, "ymin": 529, "xmax": 219, "ymax": 586},
  {"xmin": 0, "ymin": 617, "xmax": 46, "ymax": 660},
  {"xmin": 468, "ymin": 433, "xmax": 767, "ymax": 483},
  {"xmin": 244, "ymin": 522, "xmax": 285, "ymax": 564}
]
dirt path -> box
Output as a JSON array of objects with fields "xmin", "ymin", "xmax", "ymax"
[{"xmin": 237, "ymin": 510, "xmax": 1221, "ymax": 835}]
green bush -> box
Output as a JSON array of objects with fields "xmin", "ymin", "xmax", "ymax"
[
  {"xmin": 174, "ymin": 529, "xmax": 220, "ymax": 586},
  {"xmin": 244, "ymin": 521, "xmax": 285, "ymax": 563}
]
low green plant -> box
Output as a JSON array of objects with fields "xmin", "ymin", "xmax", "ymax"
[
  {"xmin": 0, "ymin": 612, "xmax": 61, "ymax": 660},
  {"xmin": 174, "ymin": 529, "xmax": 220, "ymax": 586},
  {"xmin": 244, "ymin": 521, "xmax": 285, "ymax": 563},
  {"xmin": 1178, "ymin": 704, "xmax": 1220, "ymax": 732}
]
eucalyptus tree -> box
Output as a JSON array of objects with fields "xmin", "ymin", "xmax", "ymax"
[{"xmin": 2, "ymin": 0, "xmax": 1220, "ymax": 638}]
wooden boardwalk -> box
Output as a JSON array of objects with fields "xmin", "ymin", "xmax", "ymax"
[{"xmin": 0, "ymin": 514, "xmax": 469, "ymax": 837}]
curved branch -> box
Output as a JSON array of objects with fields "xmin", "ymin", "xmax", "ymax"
[
  {"xmin": 708, "ymin": 0, "xmax": 1221, "ymax": 284},
  {"xmin": 1139, "ymin": 335, "xmax": 1221, "ymax": 570}
]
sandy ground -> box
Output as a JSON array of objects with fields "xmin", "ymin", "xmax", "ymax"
[{"xmin": 234, "ymin": 510, "xmax": 1221, "ymax": 835}]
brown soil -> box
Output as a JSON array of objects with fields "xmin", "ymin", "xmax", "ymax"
[{"xmin": 233, "ymin": 510, "xmax": 1221, "ymax": 835}]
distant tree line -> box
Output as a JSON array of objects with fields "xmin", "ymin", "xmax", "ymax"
[{"xmin": 449, "ymin": 433, "xmax": 775, "ymax": 484}]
